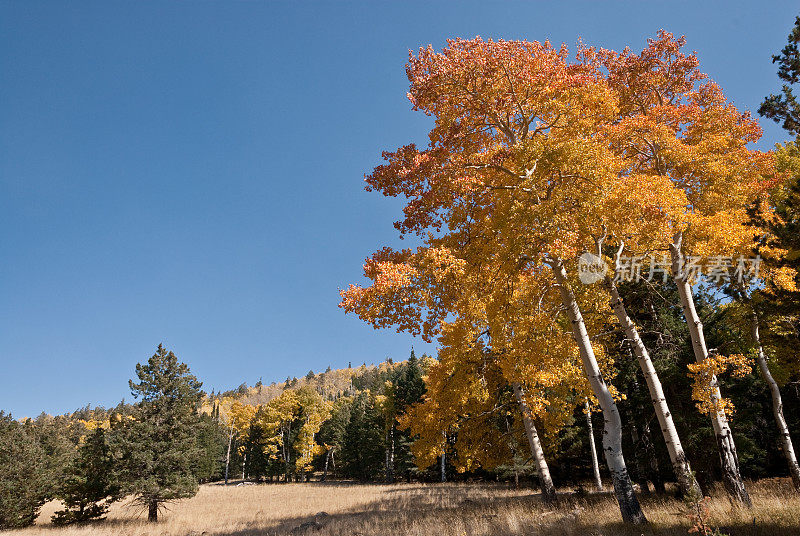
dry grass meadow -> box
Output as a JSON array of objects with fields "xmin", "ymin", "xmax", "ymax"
[{"xmin": 11, "ymin": 479, "xmax": 800, "ymax": 536}]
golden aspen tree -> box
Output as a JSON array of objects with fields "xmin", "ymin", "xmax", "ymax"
[
  {"xmin": 256, "ymin": 388, "xmax": 331, "ymax": 481},
  {"xmin": 594, "ymin": 31, "xmax": 778, "ymax": 505},
  {"xmin": 343, "ymin": 245, "xmax": 598, "ymax": 501},
  {"xmin": 346, "ymin": 38, "xmax": 647, "ymax": 523},
  {"xmin": 721, "ymin": 256, "xmax": 800, "ymax": 490},
  {"xmin": 260, "ymin": 390, "xmax": 300, "ymax": 482},
  {"xmin": 293, "ymin": 388, "xmax": 332, "ymax": 479},
  {"xmin": 216, "ymin": 398, "xmax": 257, "ymax": 485},
  {"xmin": 743, "ymin": 143, "xmax": 800, "ymax": 491}
]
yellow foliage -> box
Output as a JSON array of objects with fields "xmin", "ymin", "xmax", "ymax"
[{"xmin": 687, "ymin": 354, "xmax": 751, "ymax": 415}]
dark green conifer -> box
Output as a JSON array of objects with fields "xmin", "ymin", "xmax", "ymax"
[
  {"xmin": 112, "ymin": 344, "xmax": 203, "ymax": 522},
  {"xmin": 341, "ymin": 393, "xmax": 384, "ymax": 480},
  {"xmin": 52, "ymin": 427, "xmax": 120, "ymax": 525},
  {"xmin": 0, "ymin": 414, "xmax": 50, "ymax": 529}
]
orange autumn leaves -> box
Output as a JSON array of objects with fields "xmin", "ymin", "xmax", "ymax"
[
  {"xmin": 341, "ymin": 32, "xmax": 781, "ymax": 470},
  {"xmin": 340, "ymin": 247, "xmax": 465, "ymax": 342}
]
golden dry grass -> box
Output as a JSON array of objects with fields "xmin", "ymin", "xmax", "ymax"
[{"xmin": 13, "ymin": 479, "xmax": 800, "ymax": 536}]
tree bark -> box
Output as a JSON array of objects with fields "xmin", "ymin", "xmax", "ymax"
[
  {"xmin": 751, "ymin": 313, "xmax": 800, "ymax": 491},
  {"xmin": 224, "ymin": 427, "xmax": 233, "ymax": 485},
  {"xmin": 585, "ymin": 399, "xmax": 604, "ymax": 491},
  {"xmin": 440, "ymin": 433, "xmax": 447, "ymax": 483},
  {"xmin": 669, "ymin": 234, "xmax": 751, "ymax": 506},
  {"xmin": 389, "ymin": 425, "xmax": 395, "ymax": 483},
  {"xmin": 549, "ymin": 257, "xmax": 647, "ymax": 524},
  {"xmin": 283, "ymin": 427, "xmax": 291, "ymax": 483},
  {"xmin": 322, "ymin": 448, "xmax": 331, "ymax": 482},
  {"xmin": 512, "ymin": 382, "xmax": 556, "ymax": 500},
  {"xmin": 603, "ymin": 273, "xmax": 701, "ymax": 497},
  {"xmin": 385, "ymin": 429, "xmax": 391, "ymax": 483},
  {"xmin": 147, "ymin": 500, "xmax": 158, "ymax": 523}
]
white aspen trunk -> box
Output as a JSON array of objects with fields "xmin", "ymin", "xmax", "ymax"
[
  {"xmin": 225, "ymin": 421, "xmax": 235, "ymax": 486},
  {"xmin": 282, "ymin": 428, "xmax": 290, "ymax": 482},
  {"xmin": 585, "ymin": 399, "xmax": 604, "ymax": 491},
  {"xmin": 389, "ymin": 425, "xmax": 395, "ymax": 483},
  {"xmin": 669, "ymin": 235, "xmax": 751, "ymax": 506},
  {"xmin": 512, "ymin": 382, "xmax": 556, "ymax": 500},
  {"xmin": 604, "ymin": 273, "xmax": 701, "ymax": 497},
  {"xmin": 751, "ymin": 313, "xmax": 800, "ymax": 491},
  {"xmin": 550, "ymin": 257, "xmax": 646, "ymax": 524},
  {"xmin": 385, "ymin": 427, "xmax": 391, "ymax": 483},
  {"xmin": 441, "ymin": 432, "xmax": 447, "ymax": 483},
  {"xmin": 224, "ymin": 425, "xmax": 234, "ymax": 485}
]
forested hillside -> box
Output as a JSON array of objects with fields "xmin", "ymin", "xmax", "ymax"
[
  {"xmin": 3, "ymin": 308, "xmax": 800, "ymax": 530},
  {"xmin": 4, "ymin": 18, "xmax": 800, "ymax": 534}
]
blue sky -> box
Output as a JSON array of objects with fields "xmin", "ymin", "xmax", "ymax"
[{"xmin": 0, "ymin": 1, "xmax": 796, "ymax": 417}]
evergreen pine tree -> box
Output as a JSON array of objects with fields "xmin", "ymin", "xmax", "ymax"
[
  {"xmin": 195, "ymin": 413, "xmax": 226, "ymax": 483},
  {"xmin": 760, "ymin": 15, "xmax": 800, "ymax": 135},
  {"xmin": 0, "ymin": 414, "xmax": 51, "ymax": 529},
  {"xmin": 341, "ymin": 393, "xmax": 384, "ymax": 480},
  {"xmin": 112, "ymin": 344, "xmax": 204, "ymax": 522},
  {"xmin": 394, "ymin": 350, "xmax": 426, "ymax": 413},
  {"xmin": 317, "ymin": 398, "xmax": 352, "ymax": 480},
  {"xmin": 243, "ymin": 421, "xmax": 270, "ymax": 480},
  {"xmin": 52, "ymin": 427, "xmax": 120, "ymax": 525},
  {"xmin": 391, "ymin": 351, "xmax": 427, "ymax": 480}
]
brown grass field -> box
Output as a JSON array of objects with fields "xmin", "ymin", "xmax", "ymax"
[{"xmin": 12, "ymin": 479, "xmax": 800, "ymax": 536}]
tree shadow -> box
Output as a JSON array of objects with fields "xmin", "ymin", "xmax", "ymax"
[{"xmin": 208, "ymin": 485, "xmax": 800, "ymax": 536}]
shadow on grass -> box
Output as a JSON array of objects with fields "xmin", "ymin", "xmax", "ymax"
[
  {"xmin": 211, "ymin": 483, "xmax": 800, "ymax": 536},
  {"xmin": 33, "ymin": 480, "xmax": 799, "ymax": 536}
]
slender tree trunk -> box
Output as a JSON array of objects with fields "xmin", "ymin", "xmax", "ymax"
[
  {"xmin": 669, "ymin": 235, "xmax": 751, "ymax": 506},
  {"xmin": 322, "ymin": 449, "xmax": 330, "ymax": 482},
  {"xmin": 440, "ymin": 433, "xmax": 447, "ymax": 483},
  {"xmin": 512, "ymin": 382, "xmax": 556, "ymax": 500},
  {"xmin": 385, "ymin": 426, "xmax": 394, "ymax": 483},
  {"xmin": 147, "ymin": 500, "xmax": 158, "ymax": 523},
  {"xmin": 585, "ymin": 399, "xmax": 604, "ymax": 491},
  {"xmin": 549, "ymin": 257, "xmax": 647, "ymax": 524},
  {"xmin": 385, "ymin": 432, "xmax": 390, "ymax": 482},
  {"xmin": 283, "ymin": 426, "xmax": 292, "ymax": 483},
  {"xmin": 604, "ymin": 273, "xmax": 701, "ymax": 497},
  {"xmin": 751, "ymin": 313, "xmax": 800, "ymax": 491},
  {"xmin": 389, "ymin": 425, "xmax": 395, "ymax": 483},
  {"xmin": 224, "ymin": 428, "xmax": 233, "ymax": 485}
]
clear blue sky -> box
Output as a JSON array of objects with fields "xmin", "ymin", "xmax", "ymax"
[{"xmin": 0, "ymin": 1, "xmax": 795, "ymax": 417}]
